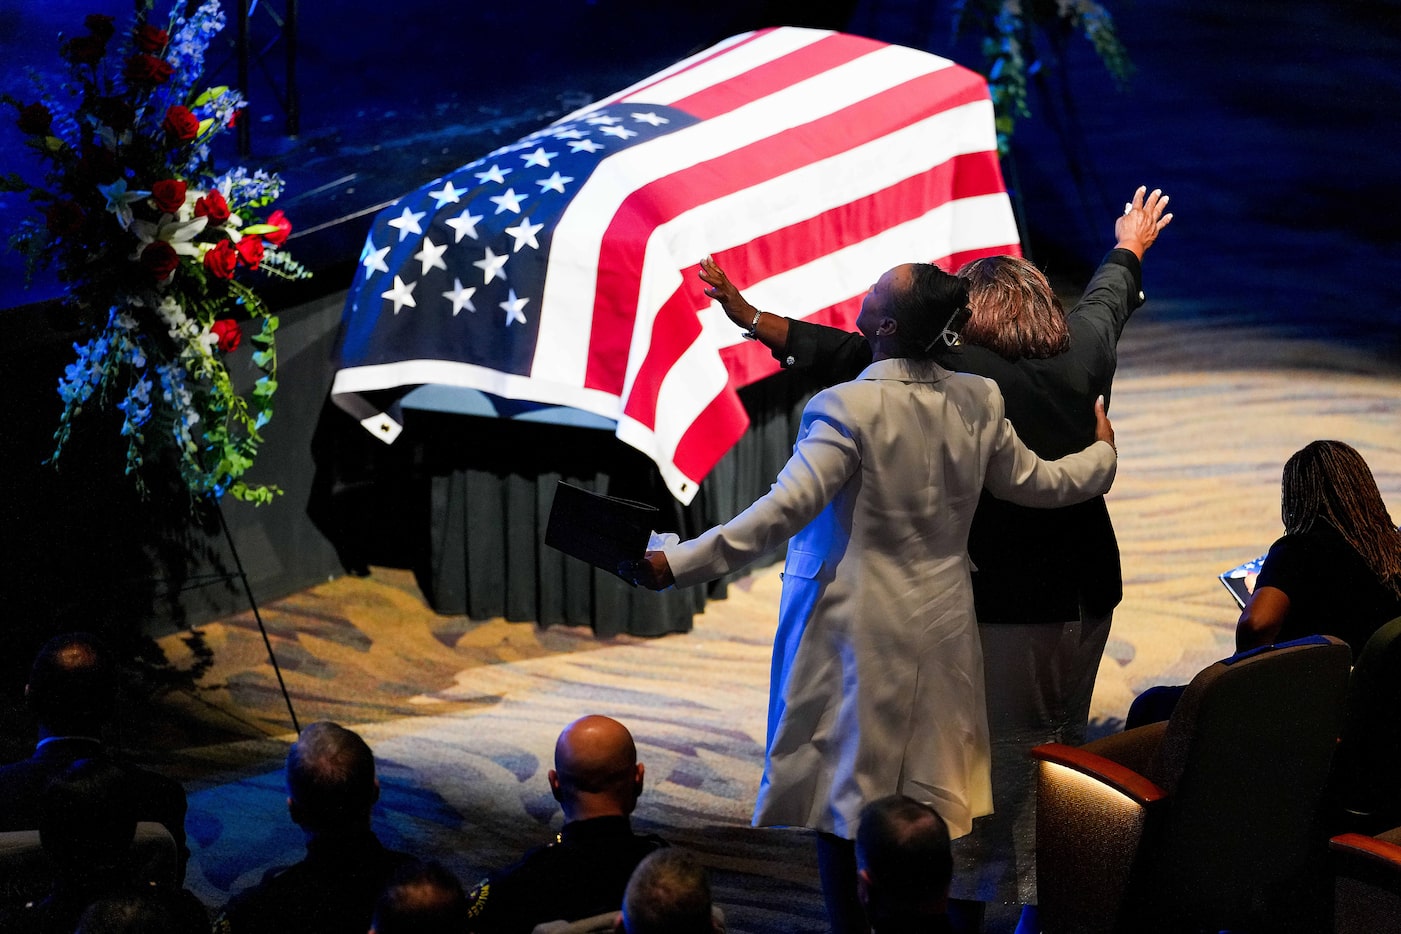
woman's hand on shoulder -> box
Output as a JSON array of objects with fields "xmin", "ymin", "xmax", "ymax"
[
  {"xmin": 1114, "ymin": 185, "xmax": 1173, "ymax": 258},
  {"xmin": 1094, "ymin": 395, "xmax": 1116, "ymax": 452}
]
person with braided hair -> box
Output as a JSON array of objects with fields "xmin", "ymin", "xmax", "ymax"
[
  {"xmin": 1127, "ymin": 440, "xmax": 1401, "ymax": 731},
  {"xmin": 1236, "ymin": 440, "xmax": 1401, "ymax": 654}
]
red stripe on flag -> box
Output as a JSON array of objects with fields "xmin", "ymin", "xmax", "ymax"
[
  {"xmin": 670, "ymin": 386, "xmax": 752, "ymax": 494},
  {"xmin": 621, "ymin": 285, "xmax": 702, "ymax": 430},
  {"xmin": 932, "ymin": 241, "xmax": 1024, "ymax": 271},
  {"xmin": 665, "ymin": 32, "xmax": 886, "ymax": 120},
  {"xmin": 583, "ymin": 68, "xmax": 993, "ymax": 396}
]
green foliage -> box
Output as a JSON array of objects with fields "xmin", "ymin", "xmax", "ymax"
[{"xmin": 952, "ymin": 0, "xmax": 1134, "ymax": 153}]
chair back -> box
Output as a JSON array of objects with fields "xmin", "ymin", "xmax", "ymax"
[
  {"xmin": 0, "ymin": 821, "xmax": 178, "ymax": 906},
  {"xmin": 1138, "ymin": 635, "xmax": 1352, "ymax": 928},
  {"xmin": 1331, "ymin": 615, "xmax": 1401, "ymax": 833}
]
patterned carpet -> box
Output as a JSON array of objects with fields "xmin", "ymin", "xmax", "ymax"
[{"xmin": 141, "ymin": 312, "xmax": 1401, "ymax": 934}]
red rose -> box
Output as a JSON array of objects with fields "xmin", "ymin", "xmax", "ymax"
[
  {"xmin": 262, "ymin": 210, "xmax": 293, "ymax": 247},
  {"xmin": 204, "ymin": 240, "xmax": 238, "ymax": 279},
  {"xmin": 151, "ymin": 179, "xmax": 187, "ymax": 215},
  {"xmin": 210, "ymin": 318, "xmax": 242, "ymax": 353},
  {"xmin": 62, "ymin": 35, "xmax": 107, "ymax": 66},
  {"xmin": 85, "ymin": 14, "xmax": 115, "ymax": 40},
  {"xmin": 194, "ymin": 190, "xmax": 230, "ymax": 226},
  {"xmin": 17, "ymin": 103, "xmax": 52, "ymax": 136},
  {"xmin": 124, "ymin": 53, "xmax": 173, "ymax": 87},
  {"xmin": 133, "ymin": 23, "xmax": 170, "ymax": 53},
  {"xmin": 227, "ymin": 109, "xmax": 242, "ymax": 129},
  {"xmin": 236, "ymin": 236, "xmax": 265, "ymax": 270},
  {"xmin": 44, "ymin": 201, "xmax": 85, "ymax": 237},
  {"xmin": 162, "ymin": 105, "xmax": 199, "ymax": 142},
  {"xmin": 140, "ymin": 240, "xmax": 180, "ymax": 282}
]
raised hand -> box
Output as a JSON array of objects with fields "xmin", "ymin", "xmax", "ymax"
[
  {"xmin": 698, "ymin": 255, "xmax": 759, "ymax": 331},
  {"xmin": 1114, "ymin": 185, "xmax": 1173, "ymax": 258}
]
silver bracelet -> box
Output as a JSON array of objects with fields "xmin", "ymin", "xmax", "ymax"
[{"xmin": 743, "ymin": 309, "xmax": 763, "ymax": 340}]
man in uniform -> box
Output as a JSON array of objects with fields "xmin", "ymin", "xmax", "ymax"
[
  {"xmin": 215, "ymin": 720, "xmax": 416, "ymax": 934},
  {"xmin": 466, "ymin": 715, "xmax": 666, "ymax": 933}
]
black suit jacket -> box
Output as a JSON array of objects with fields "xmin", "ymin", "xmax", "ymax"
[{"xmin": 778, "ymin": 249, "xmax": 1143, "ymax": 622}]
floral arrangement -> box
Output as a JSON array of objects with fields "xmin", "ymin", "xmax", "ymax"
[
  {"xmin": 2, "ymin": 0, "xmax": 310, "ymax": 505},
  {"xmin": 952, "ymin": 0, "xmax": 1133, "ymax": 154}
]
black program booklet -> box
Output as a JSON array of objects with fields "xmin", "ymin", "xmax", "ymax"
[{"xmin": 544, "ymin": 481, "xmax": 659, "ymax": 581}]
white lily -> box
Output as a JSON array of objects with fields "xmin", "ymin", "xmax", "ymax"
[
  {"xmin": 97, "ymin": 179, "xmax": 150, "ymax": 230},
  {"xmin": 129, "ymin": 213, "xmax": 209, "ymax": 259}
]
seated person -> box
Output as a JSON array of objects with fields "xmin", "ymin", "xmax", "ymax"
[
  {"xmin": 1, "ymin": 760, "xmax": 206, "ymax": 934},
  {"xmin": 371, "ymin": 860, "xmax": 468, "ymax": 934},
  {"xmin": 213, "ymin": 721, "xmax": 415, "ymax": 934},
  {"xmin": 856, "ymin": 795, "xmax": 953, "ymax": 934},
  {"xmin": 77, "ymin": 893, "xmax": 208, "ymax": 934},
  {"xmin": 466, "ymin": 715, "xmax": 666, "ymax": 933},
  {"xmin": 1236, "ymin": 440, "xmax": 1401, "ymax": 655},
  {"xmin": 0, "ymin": 632, "xmax": 188, "ymax": 877},
  {"xmin": 617, "ymin": 849, "xmax": 721, "ymax": 934},
  {"xmin": 1128, "ymin": 440, "xmax": 1401, "ymax": 727}
]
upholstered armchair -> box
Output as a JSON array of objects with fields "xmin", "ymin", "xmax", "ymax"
[
  {"xmin": 1031, "ymin": 635, "xmax": 1353, "ymax": 933},
  {"xmin": 1331, "ymin": 827, "xmax": 1401, "ymax": 933},
  {"xmin": 1328, "ymin": 615, "xmax": 1401, "ymax": 835}
]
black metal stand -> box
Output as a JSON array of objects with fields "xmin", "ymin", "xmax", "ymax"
[
  {"xmin": 235, "ymin": 0, "xmax": 300, "ymax": 156},
  {"xmin": 215, "ymin": 504, "xmax": 301, "ymax": 733}
]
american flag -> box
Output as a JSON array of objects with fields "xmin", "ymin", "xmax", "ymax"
[{"xmin": 331, "ymin": 26, "xmax": 1020, "ymax": 504}]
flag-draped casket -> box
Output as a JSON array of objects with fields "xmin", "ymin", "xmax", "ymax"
[{"xmin": 331, "ymin": 27, "xmax": 1020, "ymax": 504}]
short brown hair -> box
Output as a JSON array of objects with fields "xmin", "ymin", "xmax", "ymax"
[{"xmin": 957, "ymin": 255, "xmax": 1069, "ymax": 360}]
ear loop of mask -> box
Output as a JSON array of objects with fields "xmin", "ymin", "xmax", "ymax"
[{"xmin": 924, "ymin": 306, "xmax": 971, "ymax": 353}]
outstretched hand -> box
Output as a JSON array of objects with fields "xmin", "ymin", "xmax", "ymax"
[
  {"xmin": 1114, "ymin": 185, "xmax": 1173, "ymax": 259},
  {"xmin": 1094, "ymin": 395, "xmax": 1116, "ymax": 452},
  {"xmin": 698, "ymin": 256, "xmax": 758, "ymax": 330},
  {"xmin": 621, "ymin": 551, "xmax": 674, "ymax": 590}
]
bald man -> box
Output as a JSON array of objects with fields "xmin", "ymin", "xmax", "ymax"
[{"xmin": 466, "ymin": 715, "xmax": 667, "ymax": 933}]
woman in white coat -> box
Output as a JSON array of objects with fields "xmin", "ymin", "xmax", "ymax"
[{"xmin": 628, "ymin": 261, "xmax": 1117, "ymax": 932}]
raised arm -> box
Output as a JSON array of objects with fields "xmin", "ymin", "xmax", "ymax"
[
  {"xmin": 698, "ymin": 256, "xmax": 871, "ymax": 382},
  {"xmin": 699, "ymin": 255, "xmax": 790, "ymax": 348}
]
